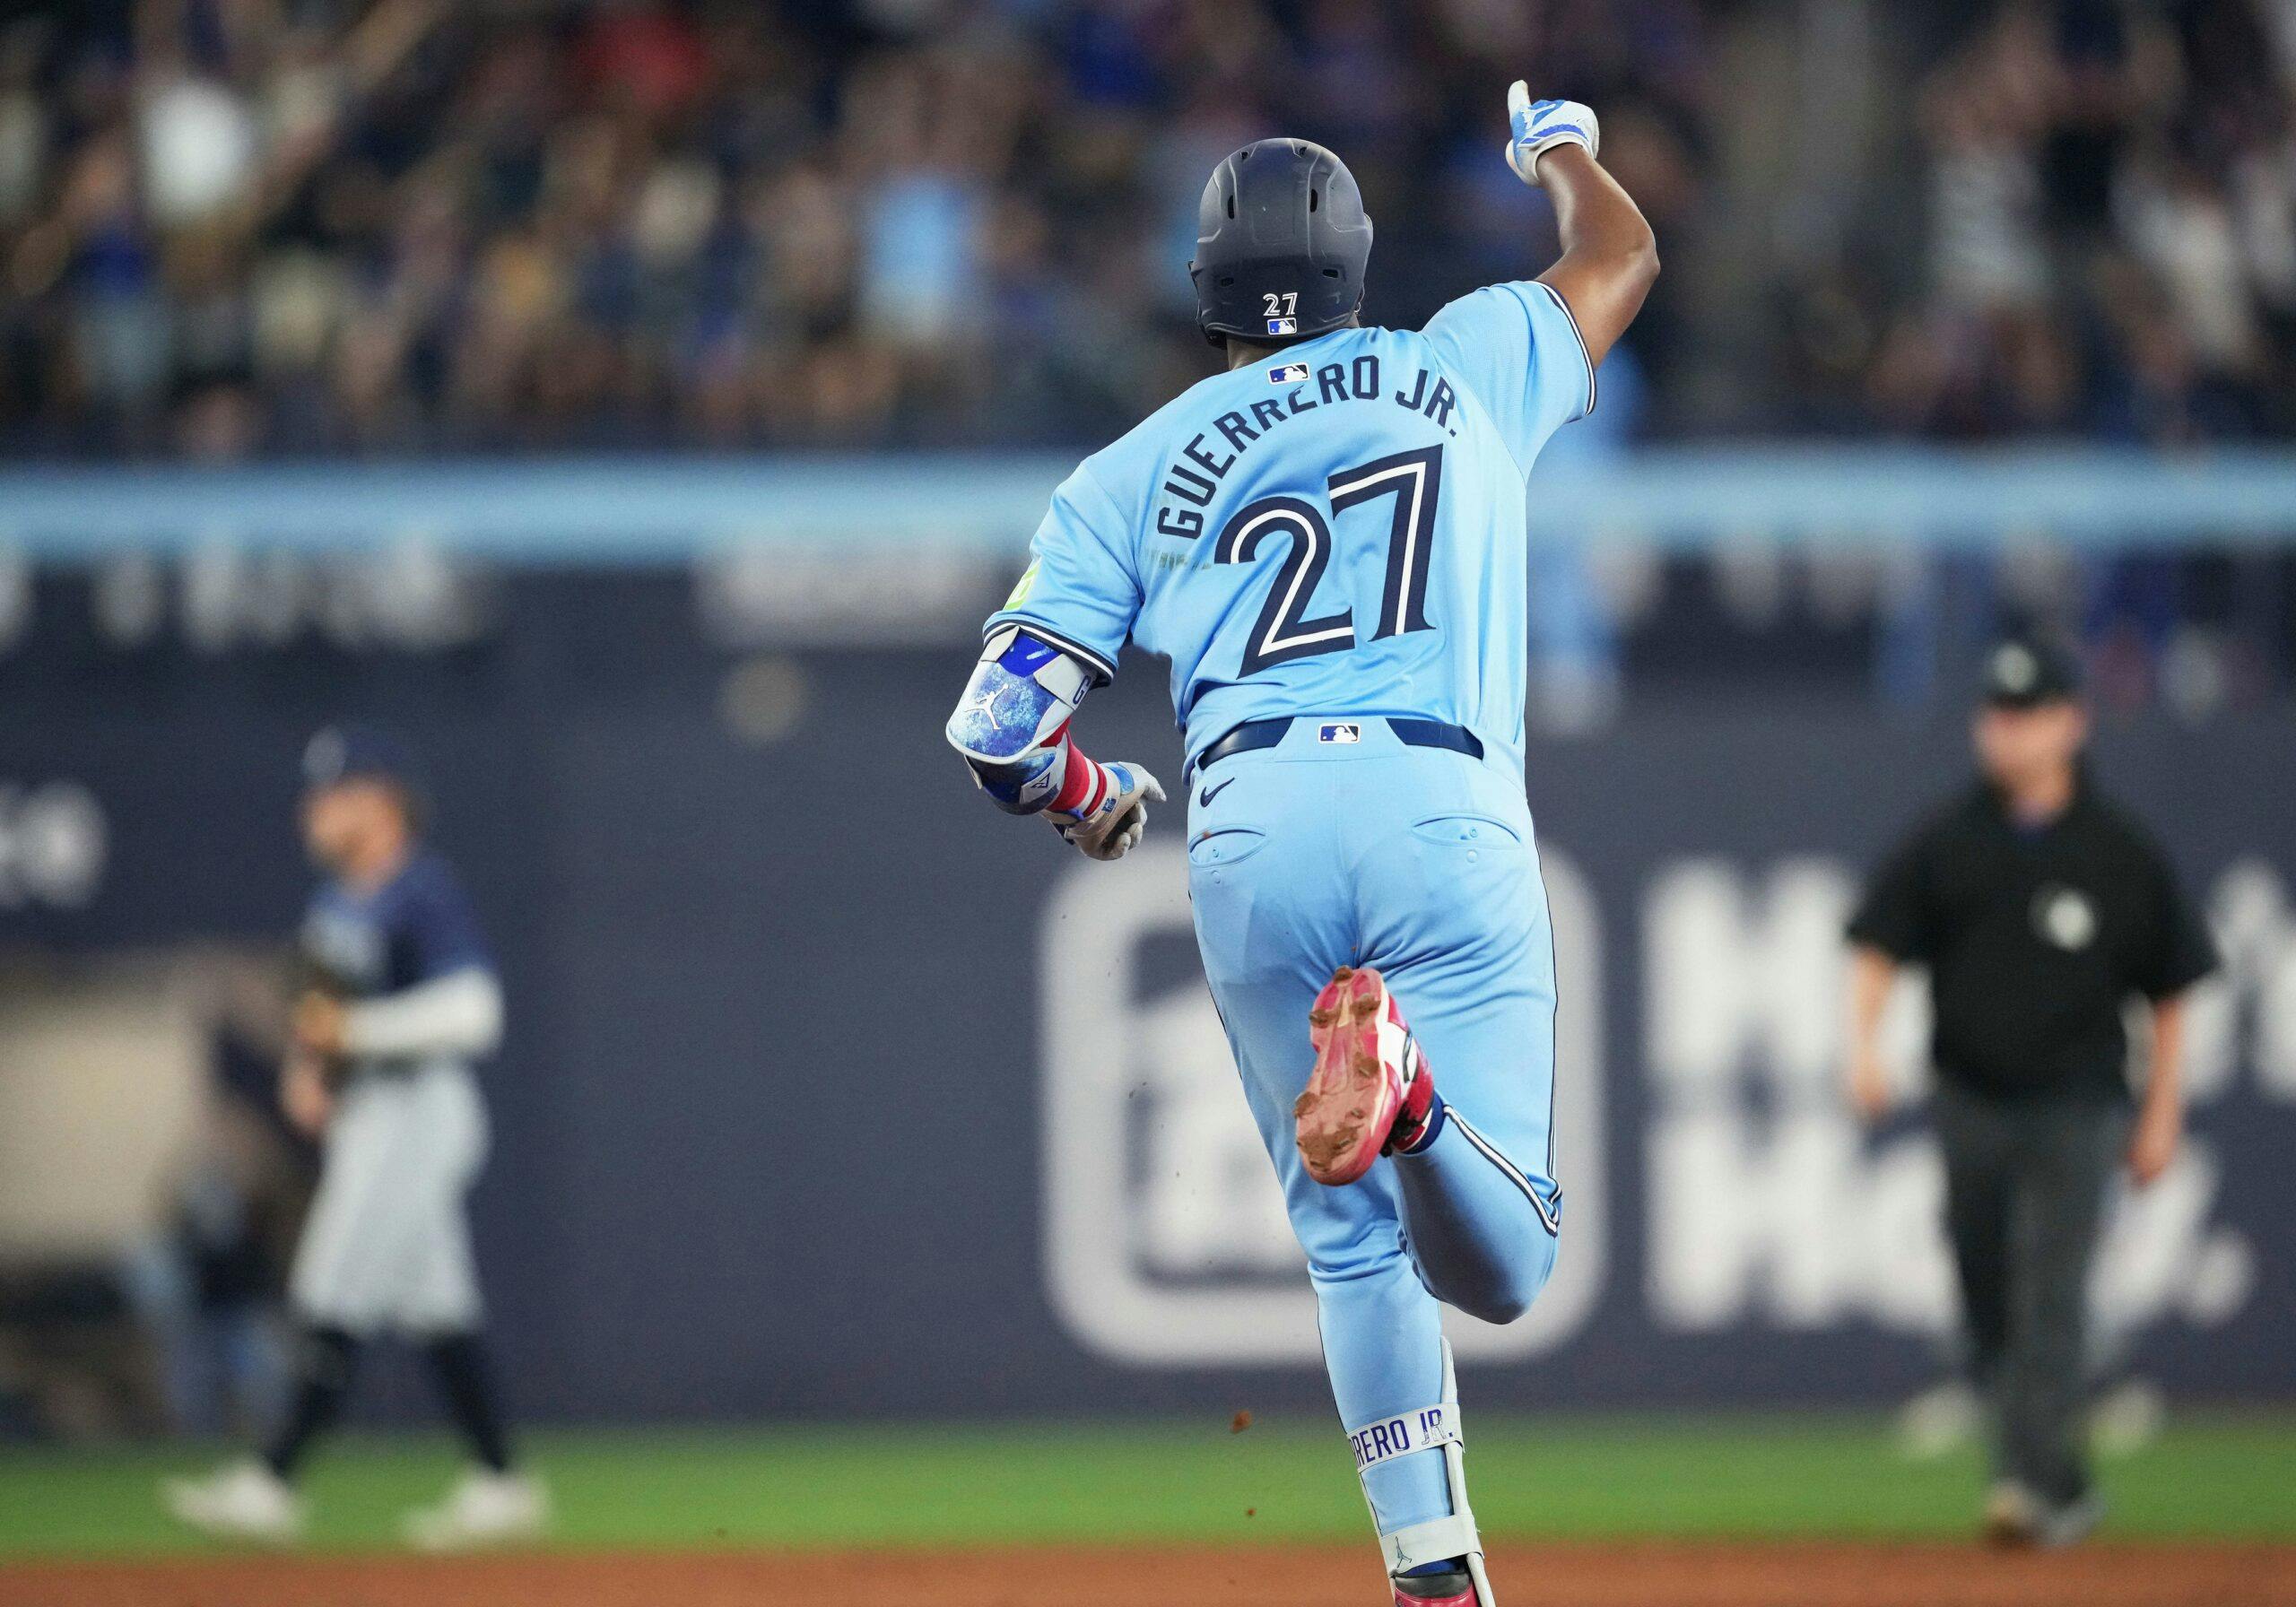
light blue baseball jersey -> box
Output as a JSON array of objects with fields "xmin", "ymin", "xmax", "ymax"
[{"xmin": 986, "ymin": 281, "xmax": 1595, "ymax": 777}]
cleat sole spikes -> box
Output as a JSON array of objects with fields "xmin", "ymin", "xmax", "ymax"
[{"xmin": 1296, "ymin": 967, "xmax": 1402, "ymax": 1186}]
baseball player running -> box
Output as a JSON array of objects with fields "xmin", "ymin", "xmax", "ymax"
[
  {"xmin": 947, "ymin": 87, "xmax": 1655, "ymax": 1606},
  {"xmin": 164, "ymin": 726, "xmax": 545, "ymax": 1549}
]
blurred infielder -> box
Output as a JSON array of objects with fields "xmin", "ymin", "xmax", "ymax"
[
  {"xmin": 947, "ymin": 87, "xmax": 1655, "ymax": 1605},
  {"xmin": 165, "ymin": 726, "xmax": 546, "ymax": 1549}
]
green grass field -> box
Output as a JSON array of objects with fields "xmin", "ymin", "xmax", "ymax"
[{"xmin": 3, "ymin": 1413, "xmax": 2291, "ymax": 1559}]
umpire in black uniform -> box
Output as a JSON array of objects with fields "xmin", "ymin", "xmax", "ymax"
[{"xmin": 1842, "ymin": 638, "xmax": 2215, "ymax": 1546}]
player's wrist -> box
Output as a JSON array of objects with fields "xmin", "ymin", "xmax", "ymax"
[
  {"xmin": 1044, "ymin": 750, "xmax": 1110, "ymax": 822},
  {"xmin": 1530, "ymin": 140, "xmax": 1596, "ymax": 184}
]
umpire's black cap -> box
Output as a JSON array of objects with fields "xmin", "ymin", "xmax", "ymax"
[
  {"xmin": 1190, "ymin": 139, "xmax": 1373, "ymax": 347},
  {"xmin": 1979, "ymin": 637, "xmax": 2083, "ymax": 709}
]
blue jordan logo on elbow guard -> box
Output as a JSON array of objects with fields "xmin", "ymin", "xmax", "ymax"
[{"xmin": 999, "ymin": 636, "xmax": 1061, "ymax": 674}]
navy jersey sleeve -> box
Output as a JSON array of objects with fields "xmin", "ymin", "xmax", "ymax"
[
  {"xmin": 2130, "ymin": 837, "xmax": 2218, "ymax": 1000},
  {"xmin": 387, "ymin": 857, "xmax": 493, "ymax": 987},
  {"xmin": 982, "ymin": 460, "xmax": 1142, "ymax": 685},
  {"xmin": 1848, "ymin": 821, "xmax": 1939, "ymax": 964},
  {"xmin": 1420, "ymin": 281, "xmax": 1596, "ymax": 473}
]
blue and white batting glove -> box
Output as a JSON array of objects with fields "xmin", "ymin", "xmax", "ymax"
[
  {"xmin": 1048, "ymin": 760, "xmax": 1164, "ymax": 862},
  {"xmin": 1504, "ymin": 80, "xmax": 1599, "ymax": 187}
]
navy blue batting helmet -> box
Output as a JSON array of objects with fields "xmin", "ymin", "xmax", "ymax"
[{"xmin": 1190, "ymin": 139, "xmax": 1373, "ymax": 347}]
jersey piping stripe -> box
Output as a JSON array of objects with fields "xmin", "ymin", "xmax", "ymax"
[
  {"xmin": 984, "ymin": 616, "xmax": 1118, "ymax": 686},
  {"xmin": 1447, "ymin": 1109, "xmax": 1561, "ymax": 1238},
  {"xmin": 1540, "ymin": 877, "xmax": 1562, "ymax": 1183},
  {"xmin": 1529, "ymin": 280, "xmax": 1597, "ymax": 420}
]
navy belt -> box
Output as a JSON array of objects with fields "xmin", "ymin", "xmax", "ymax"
[{"xmin": 1185, "ymin": 717, "xmax": 1483, "ymax": 786}]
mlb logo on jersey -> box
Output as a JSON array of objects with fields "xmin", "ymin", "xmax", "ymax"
[
  {"xmin": 1265, "ymin": 317, "xmax": 1298, "ymax": 335},
  {"xmin": 1318, "ymin": 723, "xmax": 1361, "ymax": 744},
  {"xmin": 1267, "ymin": 362, "xmax": 1310, "ymax": 385}
]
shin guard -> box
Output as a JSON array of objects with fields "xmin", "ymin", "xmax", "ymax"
[{"xmin": 1352, "ymin": 1338, "xmax": 1493, "ymax": 1603}]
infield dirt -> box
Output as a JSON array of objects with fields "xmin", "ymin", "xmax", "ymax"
[{"xmin": 5, "ymin": 1541, "xmax": 2293, "ymax": 1607}]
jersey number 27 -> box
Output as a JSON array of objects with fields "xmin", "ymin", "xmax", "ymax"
[{"xmin": 1214, "ymin": 445, "xmax": 1444, "ymax": 676}]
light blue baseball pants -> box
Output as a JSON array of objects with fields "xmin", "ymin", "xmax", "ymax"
[{"xmin": 1184, "ymin": 717, "xmax": 1565, "ymax": 1547}]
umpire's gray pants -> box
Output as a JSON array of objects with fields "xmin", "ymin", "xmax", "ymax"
[{"xmin": 1931, "ymin": 1081, "xmax": 2129, "ymax": 1506}]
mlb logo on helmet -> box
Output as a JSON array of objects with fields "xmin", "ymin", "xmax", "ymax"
[
  {"xmin": 1267, "ymin": 362, "xmax": 1310, "ymax": 384},
  {"xmin": 1265, "ymin": 317, "xmax": 1298, "ymax": 335},
  {"xmin": 1318, "ymin": 723, "xmax": 1361, "ymax": 744}
]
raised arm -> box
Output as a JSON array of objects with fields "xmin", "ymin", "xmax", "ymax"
[{"xmin": 1505, "ymin": 83, "xmax": 1659, "ymax": 370}]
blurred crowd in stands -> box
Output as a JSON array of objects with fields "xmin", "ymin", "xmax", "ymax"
[{"xmin": 0, "ymin": 0, "xmax": 2290, "ymax": 458}]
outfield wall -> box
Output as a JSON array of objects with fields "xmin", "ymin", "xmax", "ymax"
[{"xmin": 2, "ymin": 552, "xmax": 2291, "ymax": 1419}]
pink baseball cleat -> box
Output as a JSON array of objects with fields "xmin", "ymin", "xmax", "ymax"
[{"xmin": 1296, "ymin": 966, "xmax": 1437, "ymax": 1186}]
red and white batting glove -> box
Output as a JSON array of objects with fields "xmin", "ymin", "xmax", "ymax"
[{"xmin": 1046, "ymin": 759, "xmax": 1164, "ymax": 862}]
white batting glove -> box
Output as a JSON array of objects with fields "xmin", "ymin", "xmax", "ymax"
[
  {"xmin": 1504, "ymin": 81, "xmax": 1599, "ymax": 187},
  {"xmin": 1048, "ymin": 760, "xmax": 1164, "ymax": 862}
]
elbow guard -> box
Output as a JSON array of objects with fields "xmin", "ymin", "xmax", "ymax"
[{"xmin": 945, "ymin": 626, "xmax": 1094, "ymax": 814}]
